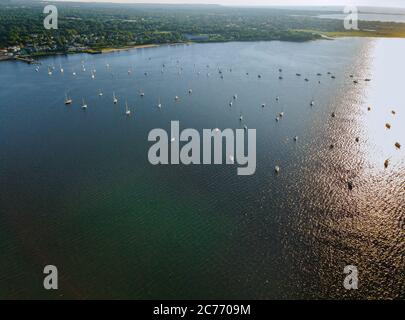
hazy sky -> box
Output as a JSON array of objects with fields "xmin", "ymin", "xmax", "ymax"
[{"xmin": 56, "ymin": 0, "xmax": 405, "ymax": 8}]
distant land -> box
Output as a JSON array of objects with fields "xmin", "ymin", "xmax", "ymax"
[{"xmin": 1, "ymin": 1, "xmax": 405, "ymax": 61}]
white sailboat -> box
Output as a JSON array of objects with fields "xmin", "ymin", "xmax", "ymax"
[
  {"xmin": 81, "ymin": 98, "xmax": 88, "ymax": 110},
  {"xmin": 64, "ymin": 93, "xmax": 72, "ymax": 105},
  {"xmin": 157, "ymin": 97, "xmax": 162, "ymax": 109},
  {"xmin": 98, "ymin": 89, "xmax": 103, "ymax": 97},
  {"xmin": 125, "ymin": 101, "xmax": 131, "ymax": 116},
  {"xmin": 113, "ymin": 92, "xmax": 118, "ymax": 104}
]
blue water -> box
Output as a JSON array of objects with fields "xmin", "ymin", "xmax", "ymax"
[{"xmin": 0, "ymin": 38, "xmax": 403, "ymax": 299}]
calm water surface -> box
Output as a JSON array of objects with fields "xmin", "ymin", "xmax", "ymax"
[{"xmin": 0, "ymin": 38, "xmax": 403, "ymax": 299}]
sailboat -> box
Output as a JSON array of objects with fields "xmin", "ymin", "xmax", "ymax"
[
  {"xmin": 157, "ymin": 97, "xmax": 162, "ymax": 109},
  {"xmin": 98, "ymin": 89, "xmax": 103, "ymax": 97},
  {"xmin": 64, "ymin": 93, "xmax": 72, "ymax": 105},
  {"xmin": 60, "ymin": 64, "xmax": 64, "ymax": 73},
  {"xmin": 125, "ymin": 101, "xmax": 131, "ymax": 116},
  {"xmin": 81, "ymin": 98, "xmax": 88, "ymax": 110},
  {"xmin": 113, "ymin": 92, "xmax": 118, "ymax": 104}
]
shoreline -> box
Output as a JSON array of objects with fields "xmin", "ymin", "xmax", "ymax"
[
  {"xmin": 100, "ymin": 44, "xmax": 161, "ymax": 53},
  {"xmin": 3, "ymin": 33, "xmax": 405, "ymax": 63},
  {"xmin": 1, "ymin": 42, "xmax": 193, "ymax": 63}
]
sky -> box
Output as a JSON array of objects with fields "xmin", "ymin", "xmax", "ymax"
[{"xmin": 55, "ymin": 0, "xmax": 405, "ymax": 8}]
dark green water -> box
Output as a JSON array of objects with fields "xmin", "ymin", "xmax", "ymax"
[{"xmin": 0, "ymin": 39, "xmax": 403, "ymax": 299}]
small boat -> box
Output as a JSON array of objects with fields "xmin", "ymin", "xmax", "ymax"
[
  {"xmin": 229, "ymin": 101, "xmax": 233, "ymax": 107},
  {"xmin": 317, "ymin": 73, "xmax": 322, "ymax": 76},
  {"xmin": 395, "ymin": 142, "xmax": 401, "ymax": 149},
  {"xmin": 229, "ymin": 155, "xmax": 235, "ymax": 164},
  {"xmin": 279, "ymin": 68, "xmax": 282, "ymax": 72},
  {"xmin": 81, "ymin": 98, "xmax": 88, "ymax": 110},
  {"xmin": 296, "ymin": 73, "xmax": 301, "ymax": 77},
  {"xmin": 98, "ymin": 90, "xmax": 103, "ymax": 97},
  {"xmin": 355, "ymin": 137, "xmax": 359, "ymax": 143},
  {"xmin": 368, "ymin": 107, "xmax": 371, "ymax": 111},
  {"xmin": 331, "ymin": 75, "xmax": 336, "ymax": 79},
  {"xmin": 113, "ymin": 92, "xmax": 118, "ymax": 104},
  {"xmin": 353, "ymin": 80, "xmax": 358, "ymax": 84},
  {"xmin": 72, "ymin": 72, "xmax": 76, "ymax": 76},
  {"xmin": 175, "ymin": 96, "xmax": 180, "ymax": 101},
  {"xmin": 64, "ymin": 94, "xmax": 72, "ymax": 105},
  {"xmin": 239, "ymin": 114, "xmax": 243, "ymax": 121},
  {"xmin": 347, "ymin": 181, "xmax": 354, "ymax": 191},
  {"xmin": 275, "ymin": 117, "xmax": 280, "ymax": 122},
  {"xmin": 310, "ymin": 100, "xmax": 314, "ymax": 106},
  {"xmin": 279, "ymin": 76, "xmax": 283, "ymax": 80},
  {"xmin": 213, "ymin": 128, "xmax": 220, "ymax": 133},
  {"xmin": 189, "ymin": 89, "xmax": 193, "ymax": 94},
  {"xmin": 171, "ymin": 137, "xmax": 176, "ymax": 143},
  {"xmin": 294, "ymin": 136, "xmax": 298, "ymax": 142},
  {"xmin": 125, "ymin": 101, "xmax": 131, "ymax": 116},
  {"xmin": 391, "ymin": 110, "xmax": 396, "ymax": 115},
  {"xmin": 385, "ymin": 123, "xmax": 391, "ymax": 129},
  {"xmin": 304, "ymin": 78, "xmax": 309, "ymax": 82},
  {"xmin": 157, "ymin": 98, "xmax": 162, "ymax": 109},
  {"xmin": 140, "ymin": 91, "xmax": 145, "ymax": 97},
  {"xmin": 244, "ymin": 125, "xmax": 248, "ymax": 131},
  {"xmin": 365, "ymin": 78, "xmax": 371, "ymax": 82},
  {"xmin": 262, "ymin": 103, "xmax": 266, "ymax": 108},
  {"xmin": 233, "ymin": 94, "xmax": 238, "ymax": 100},
  {"xmin": 279, "ymin": 112, "xmax": 284, "ymax": 118},
  {"xmin": 384, "ymin": 159, "xmax": 389, "ymax": 169},
  {"xmin": 258, "ymin": 74, "xmax": 262, "ymax": 79},
  {"xmin": 276, "ymin": 96, "xmax": 279, "ymax": 101},
  {"xmin": 275, "ymin": 166, "xmax": 280, "ymax": 174},
  {"xmin": 329, "ymin": 144, "xmax": 335, "ymax": 149},
  {"xmin": 331, "ymin": 112, "xmax": 336, "ymax": 118}
]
